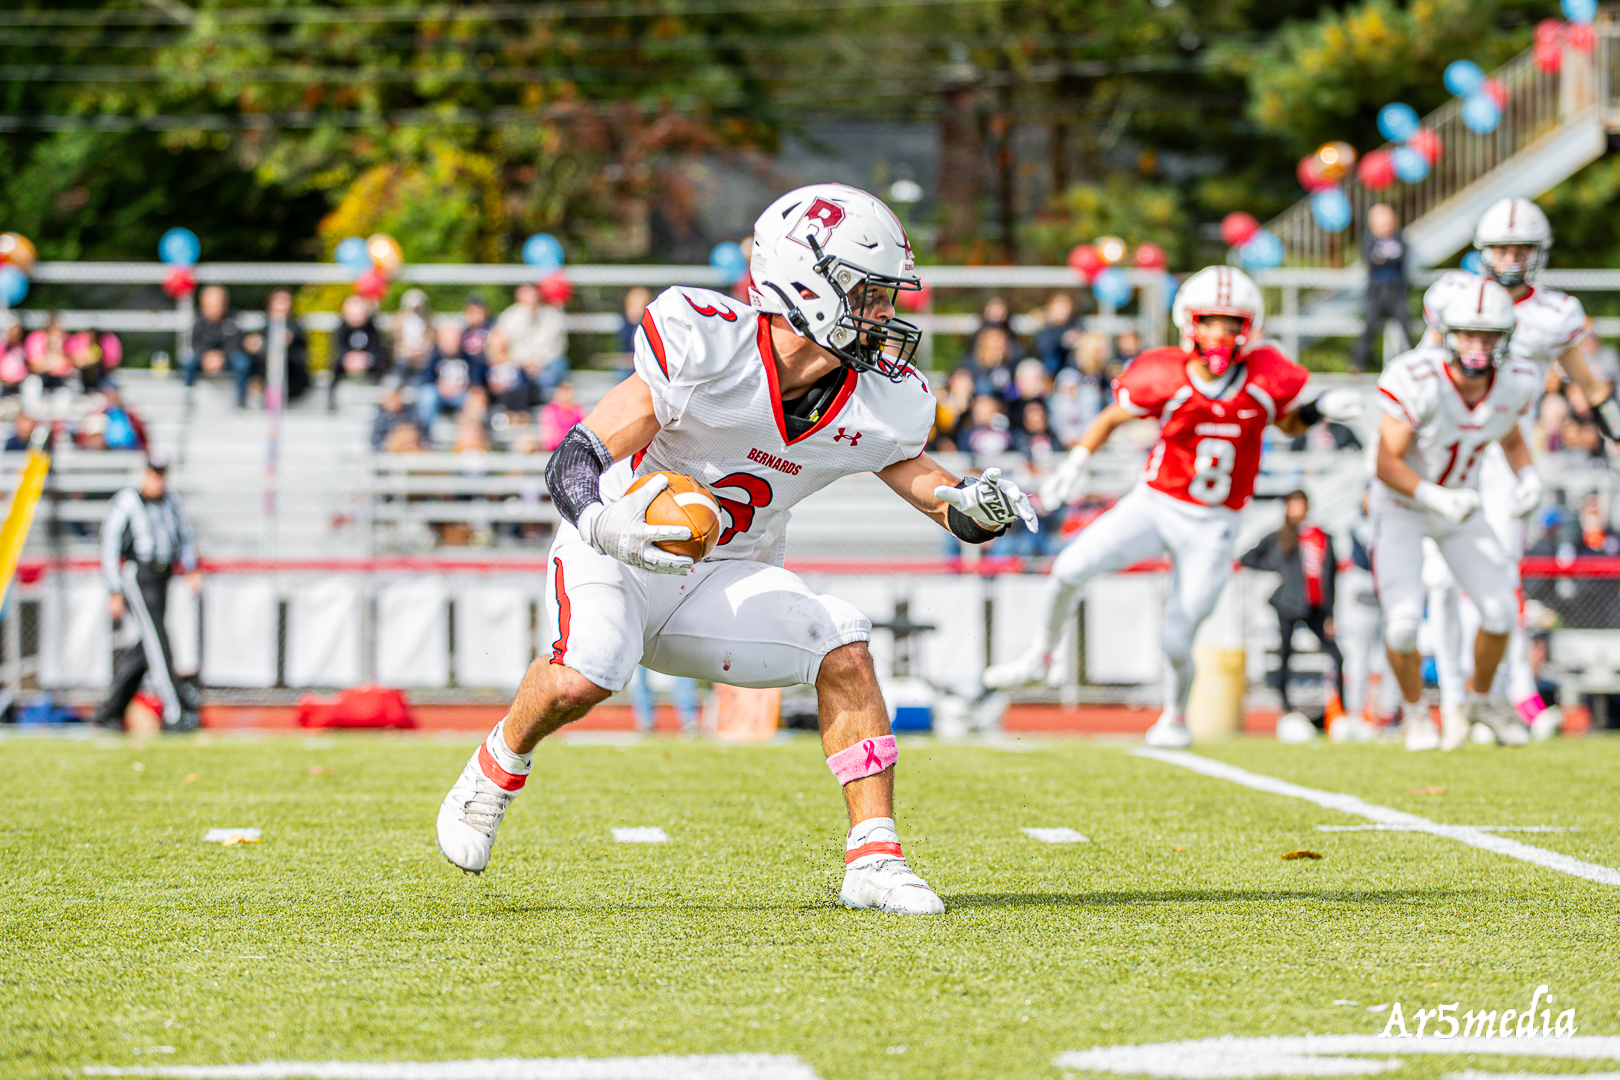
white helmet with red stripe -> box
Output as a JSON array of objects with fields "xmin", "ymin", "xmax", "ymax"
[
  {"xmin": 1473, "ymin": 197, "xmax": 1551, "ymax": 287},
  {"xmin": 1432, "ymin": 274, "xmax": 1516, "ymax": 377},
  {"xmin": 1172, "ymin": 265, "xmax": 1265, "ymax": 375}
]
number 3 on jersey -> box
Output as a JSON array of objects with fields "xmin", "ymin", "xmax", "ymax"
[
  {"xmin": 1189, "ymin": 438, "xmax": 1236, "ymax": 506},
  {"xmin": 710, "ymin": 472, "xmax": 773, "ymax": 546}
]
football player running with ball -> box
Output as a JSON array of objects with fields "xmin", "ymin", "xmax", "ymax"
[
  {"xmin": 436, "ymin": 184, "xmax": 1036, "ymax": 914},
  {"xmin": 984, "ymin": 266, "xmax": 1362, "ymax": 748},
  {"xmin": 1373, "ymin": 277, "xmax": 1542, "ymax": 752},
  {"xmin": 1418, "ymin": 198, "xmax": 1618, "ymax": 742}
]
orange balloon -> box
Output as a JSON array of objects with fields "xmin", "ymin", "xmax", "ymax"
[
  {"xmin": 1094, "ymin": 235, "xmax": 1128, "ymax": 266},
  {"xmin": 0, "ymin": 233, "xmax": 37, "ymax": 272},
  {"xmin": 366, "ymin": 234, "xmax": 404, "ymax": 274}
]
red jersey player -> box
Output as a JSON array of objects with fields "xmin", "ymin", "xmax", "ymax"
[{"xmin": 983, "ymin": 265, "xmax": 1362, "ymax": 747}]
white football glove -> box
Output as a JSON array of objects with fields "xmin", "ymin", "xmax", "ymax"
[
  {"xmin": 575, "ymin": 474, "xmax": 694, "ymax": 575},
  {"xmin": 1038, "ymin": 446, "xmax": 1091, "ymax": 510},
  {"xmin": 1511, "ymin": 466, "xmax": 1543, "ymax": 519},
  {"xmin": 1414, "ymin": 480, "xmax": 1480, "ymax": 525},
  {"xmin": 935, "ymin": 466, "xmax": 1039, "ymax": 533},
  {"xmin": 1312, "ymin": 388, "xmax": 1364, "ymax": 424}
]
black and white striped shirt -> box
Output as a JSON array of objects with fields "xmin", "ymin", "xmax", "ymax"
[{"xmin": 101, "ymin": 488, "xmax": 198, "ymax": 589}]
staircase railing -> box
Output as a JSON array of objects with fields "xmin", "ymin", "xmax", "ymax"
[{"xmin": 1264, "ymin": 15, "xmax": 1613, "ymax": 268}]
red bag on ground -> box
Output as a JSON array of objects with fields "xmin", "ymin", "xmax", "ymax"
[{"xmin": 295, "ymin": 685, "xmax": 415, "ymax": 729}]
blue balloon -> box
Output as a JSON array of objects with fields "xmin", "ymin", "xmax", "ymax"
[
  {"xmin": 1461, "ymin": 92, "xmax": 1501, "ymax": 134},
  {"xmin": 1461, "ymin": 251, "xmax": 1484, "ymax": 275},
  {"xmin": 158, "ymin": 227, "xmax": 200, "ymax": 266},
  {"xmin": 0, "ymin": 265, "xmax": 27, "ymax": 307},
  {"xmin": 334, "ymin": 236, "xmax": 370, "ymax": 273},
  {"xmin": 1092, "ymin": 267, "xmax": 1133, "ymax": 309},
  {"xmin": 1392, "ymin": 146, "xmax": 1430, "ymax": 183},
  {"xmin": 1377, "ymin": 102, "xmax": 1421, "ymax": 143},
  {"xmin": 522, "ymin": 233, "xmax": 565, "ymax": 270},
  {"xmin": 1239, "ymin": 230, "xmax": 1285, "ymax": 271},
  {"xmin": 1162, "ymin": 271, "xmax": 1180, "ymax": 312},
  {"xmin": 709, "ymin": 241, "xmax": 748, "ymax": 286},
  {"xmin": 1310, "ymin": 188, "xmax": 1352, "ymax": 232},
  {"xmin": 1443, "ymin": 60, "xmax": 1485, "ymax": 98},
  {"xmin": 1563, "ymin": 0, "xmax": 1597, "ymax": 24}
]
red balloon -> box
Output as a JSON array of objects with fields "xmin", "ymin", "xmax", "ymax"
[
  {"xmin": 1568, "ymin": 22, "xmax": 1596, "ymax": 52},
  {"xmin": 1535, "ymin": 18, "xmax": 1564, "ymax": 44},
  {"xmin": 354, "ymin": 266, "xmax": 390, "ymax": 301},
  {"xmin": 1133, "ymin": 242, "xmax": 1168, "ymax": 271},
  {"xmin": 161, "ymin": 267, "xmax": 196, "ymax": 299},
  {"xmin": 1535, "ymin": 39, "xmax": 1563, "ymax": 74},
  {"xmin": 1408, "ymin": 128, "xmax": 1443, "ymax": 164},
  {"xmin": 538, "ymin": 271, "xmax": 573, "ymax": 306},
  {"xmin": 897, "ymin": 282, "xmax": 932, "ymax": 313},
  {"xmin": 1219, "ymin": 212, "xmax": 1260, "ymax": 248},
  {"xmin": 1483, "ymin": 78, "xmax": 1507, "ymax": 109},
  {"xmin": 1067, "ymin": 243, "xmax": 1103, "ymax": 283},
  {"xmin": 1357, "ymin": 148, "xmax": 1397, "ymax": 190},
  {"xmin": 1296, "ymin": 155, "xmax": 1334, "ymax": 192}
]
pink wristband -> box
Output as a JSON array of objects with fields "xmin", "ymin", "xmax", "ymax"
[{"xmin": 826, "ymin": 734, "xmax": 897, "ymax": 785}]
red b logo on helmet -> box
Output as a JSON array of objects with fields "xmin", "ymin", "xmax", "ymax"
[{"xmin": 788, "ymin": 198, "xmax": 846, "ymax": 250}]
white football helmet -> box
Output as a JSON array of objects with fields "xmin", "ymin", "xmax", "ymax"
[
  {"xmin": 1172, "ymin": 265, "xmax": 1265, "ymax": 375},
  {"xmin": 749, "ymin": 183, "xmax": 923, "ymax": 381},
  {"xmin": 1473, "ymin": 197, "xmax": 1551, "ymax": 288},
  {"xmin": 1421, "ymin": 269, "xmax": 1486, "ymax": 336},
  {"xmin": 1432, "ymin": 275, "xmax": 1515, "ymax": 377}
]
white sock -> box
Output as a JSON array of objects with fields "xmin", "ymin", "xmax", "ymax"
[
  {"xmin": 1402, "ymin": 700, "xmax": 1428, "ymax": 722},
  {"xmin": 1466, "ymin": 688, "xmax": 1490, "ymax": 707},
  {"xmin": 484, "ymin": 719, "xmax": 533, "ymax": 776},
  {"xmin": 847, "ymin": 816, "xmax": 897, "ymax": 850}
]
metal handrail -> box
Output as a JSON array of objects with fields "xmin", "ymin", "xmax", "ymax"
[{"xmin": 1264, "ymin": 17, "xmax": 1612, "ymax": 267}]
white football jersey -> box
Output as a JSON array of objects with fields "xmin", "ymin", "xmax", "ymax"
[
  {"xmin": 1507, "ymin": 284, "xmax": 1585, "ymax": 368},
  {"xmin": 602, "ymin": 286, "xmax": 935, "ymax": 565},
  {"xmin": 1376, "ymin": 345, "xmax": 1538, "ymax": 498}
]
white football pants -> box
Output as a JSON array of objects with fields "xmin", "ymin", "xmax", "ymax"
[{"xmin": 1034, "ymin": 485, "xmax": 1237, "ymax": 718}]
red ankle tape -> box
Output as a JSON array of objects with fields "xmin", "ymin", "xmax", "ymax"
[
  {"xmin": 845, "ymin": 841, "xmax": 902, "ymax": 865},
  {"xmin": 477, "ymin": 744, "xmax": 529, "ymax": 792}
]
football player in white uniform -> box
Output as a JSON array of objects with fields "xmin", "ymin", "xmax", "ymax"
[
  {"xmin": 1374, "ymin": 277, "xmax": 1542, "ymax": 751},
  {"xmin": 1417, "ymin": 198, "xmax": 1614, "ymax": 740},
  {"xmin": 434, "ymin": 184, "xmax": 1036, "ymax": 915}
]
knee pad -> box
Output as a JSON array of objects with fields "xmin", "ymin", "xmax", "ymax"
[
  {"xmin": 1384, "ymin": 619, "xmax": 1420, "ymax": 655},
  {"xmin": 827, "ymin": 734, "xmax": 897, "ymax": 785},
  {"xmin": 1475, "ymin": 595, "xmax": 1514, "ymax": 637}
]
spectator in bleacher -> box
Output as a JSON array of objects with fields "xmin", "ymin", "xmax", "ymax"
[
  {"xmin": 537, "ymin": 381, "xmax": 585, "ymax": 452},
  {"xmin": 1007, "ymin": 358, "xmax": 1052, "ymax": 426},
  {"xmin": 1032, "ymin": 293, "xmax": 1081, "ymax": 376},
  {"xmin": 417, "ymin": 317, "xmax": 487, "ymax": 430},
  {"xmin": 1353, "ymin": 203, "xmax": 1413, "ymax": 373},
  {"xmin": 96, "ymin": 383, "xmax": 147, "ymax": 451},
  {"xmin": 929, "ymin": 368, "xmax": 976, "ymax": 452},
  {"xmin": 181, "ymin": 286, "xmax": 251, "ymax": 407},
  {"xmin": 1577, "ymin": 493, "xmax": 1620, "ymax": 556},
  {"xmin": 1013, "ymin": 399, "xmax": 1058, "ymax": 464},
  {"xmin": 483, "ymin": 330, "xmax": 533, "ymax": 419},
  {"xmin": 1046, "ymin": 368, "xmax": 1090, "ymax": 448},
  {"xmin": 1114, "ymin": 329, "xmax": 1142, "ymax": 369},
  {"xmin": 461, "ymin": 294, "xmax": 492, "ymax": 365},
  {"xmin": 371, "ymin": 379, "xmax": 423, "ymax": 452},
  {"xmin": 617, "ymin": 286, "xmax": 653, "ymax": 355},
  {"xmin": 1239, "ymin": 489, "xmax": 1345, "ymax": 728},
  {"xmin": 4, "ymin": 413, "xmax": 36, "ymax": 451},
  {"xmin": 242, "ymin": 290, "xmax": 310, "ymax": 404},
  {"xmin": 328, "ymin": 293, "xmax": 391, "ymax": 412},
  {"xmin": 66, "ymin": 327, "xmax": 119, "ymax": 392},
  {"xmin": 1, "ymin": 319, "xmax": 25, "ymax": 394},
  {"xmin": 381, "ymin": 421, "xmax": 424, "ymax": 453},
  {"xmin": 27, "ymin": 315, "xmax": 77, "ymax": 391},
  {"xmin": 959, "ymin": 393, "xmax": 1014, "ymax": 460},
  {"xmin": 964, "ymin": 296, "xmax": 1025, "ymax": 362},
  {"xmin": 392, "ymin": 289, "xmax": 434, "ymax": 379},
  {"xmin": 495, "ymin": 282, "xmax": 567, "ymax": 393},
  {"xmin": 965, "ymin": 326, "xmax": 1017, "ymax": 398},
  {"xmin": 76, "ymin": 412, "xmax": 109, "ymax": 451}
]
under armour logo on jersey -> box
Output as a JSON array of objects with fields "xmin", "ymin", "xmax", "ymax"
[
  {"xmin": 832, "ymin": 427, "xmax": 862, "ymax": 447},
  {"xmin": 685, "ymin": 296, "xmax": 738, "ymax": 321}
]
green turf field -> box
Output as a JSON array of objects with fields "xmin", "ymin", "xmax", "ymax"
[{"xmin": 3, "ymin": 730, "xmax": 1619, "ymax": 1080}]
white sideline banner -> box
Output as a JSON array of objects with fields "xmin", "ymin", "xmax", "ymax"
[
  {"xmin": 287, "ymin": 577, "xmax": 363, "ymax": 688},
  {"xmin": 909, "ymin": 576, "xmax": 983, "ymax": 689},
  {"xmin": 166, "ymin": 579, "xmax": 200, "ymax": 676},
  {"xmin": 38, "ymin": 575, "xmax": 111, "ymax": 689},
  {"xmin": 1086, "ymin": 573, "xmax": 1164, "ymax": 684},
  {"xmin": 201, "ymin": 578, "xmax": 277, "ymax": 687},
  {"xmin": 375, "ymin": 577, "xmax": 449, "ymax": 687},
  {"xmin": 453, "ymin": 580, "xmax": 532, "ymax": 690}
]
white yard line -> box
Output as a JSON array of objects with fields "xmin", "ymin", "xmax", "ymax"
[
  {"xmin": 1055, "ymin": 1034, "xmax": 1620, "ymax": 1079},
  {"xmin": 1022, "ymin": 827, "xmax": 1091, "ymax": 843},
  {"xmin": 1133, "ymin": 749, "xmax": 1620, "ymax": 888},
  {"xmin": 82, "ymin": 1054, "xmax": 822, "ymax": 1080},
  {"xmin": 1315, "ymin": 825, "xmax": 1579, "ymax": 833},
  {"xmin": 610, "ymin": 827, "xmax": 670, "ymax": 844}
]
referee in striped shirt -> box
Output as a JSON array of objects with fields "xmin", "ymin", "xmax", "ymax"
[{"xmin": 93, "ymin": 455, "xmax": 202, "ymax": 731}]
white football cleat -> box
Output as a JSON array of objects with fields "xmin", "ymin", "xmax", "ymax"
[
  {"xmin": 840, "ymin": 858, "xmax": 946, "ymax": 915},
  {"xmin": 1144, "ymin": 712, "xmax": 1193, "ymax": 749},
  {"xmin": 1275, "ymin": 711, "xmax": 1317, "ymax": 744},
  {"xmin": 1467, "ymin": 697, "xmax": 1530, "ymax": 746},
  {"xmin": 1438, "ymin": 703, "xmax": 1470, "ymax": 752},
  {"xmin": 1530, "ymin": 705, "xmax": 1564, "ymax": 741},
  {"xmin": 1328, "ymin": 714, "xmax": 1376, "ymax": 744},
  {"xmin": 436, "ymin": 746, "xmax": 522, "ymax": 873},
  {"xmin": 1403, "ymin": 708, "xmax": 1440, "ymax": 752},
  {"xmin": 982, "ymin": 648, "xmax": 1052, "ymax": 690}
]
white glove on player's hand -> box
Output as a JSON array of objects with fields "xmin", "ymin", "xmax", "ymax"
[
  {"xmin": 1414, "ymin": 480, "xmax": 1480, "ymax": 524},
  {"xmin": 1511, "ymin": 466, "xmax": 1543, "ymax": 519},
  {"xmin": 935, "ymin": 466, "xmax": 1039, "ymax": 533},
  {"xmin": 1038, "ymin": 446, "xmax": 1091, "ymax": 510},
  {"xmin": 1312, "ymin": 388, "xmax": 1364, "ymax": 423},
  {"xmin": 576, "ymin": 475, "xmax": 694, "ymax": 575}
]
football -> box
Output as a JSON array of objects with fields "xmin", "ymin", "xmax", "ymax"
[{"xmin": 625, "ymin": 471, "xmax": 723, "ymax": 562}]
